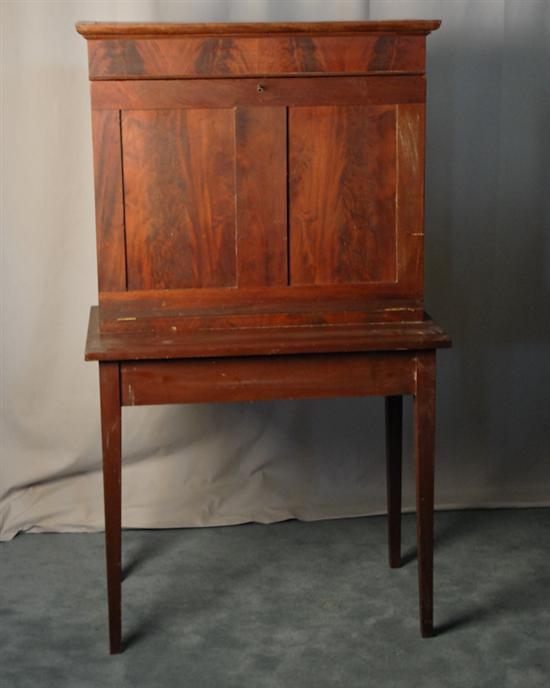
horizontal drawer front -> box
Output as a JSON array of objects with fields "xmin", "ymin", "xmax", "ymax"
[
  {"xmin": 91, "ymin": 75, "xmax": 425, "ymax": 110},
  {"xmin": 87, "ymin": 34, "xmax": 425, "ymax": 80},
  {"xmin": 120, "ymin": 353, "xmax": 416, "ymax": 405}
]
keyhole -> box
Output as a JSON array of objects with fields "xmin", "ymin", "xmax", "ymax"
[{"xmin": 256, "ymin": 83, "xmax": 265, "ymax": 94}]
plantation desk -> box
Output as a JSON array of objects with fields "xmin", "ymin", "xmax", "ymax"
[{"xmin": 77, "ymin": 20, "xmax": 451, "ymax": 653}]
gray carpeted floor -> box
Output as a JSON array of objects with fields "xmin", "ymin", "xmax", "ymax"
[{"xmin": 2, "ymin": 508, "xmax": 549, "ymax": 688}]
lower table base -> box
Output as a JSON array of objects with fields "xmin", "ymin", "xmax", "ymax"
[{"xmin": 98, "ymin": 349, "xmax": 436, "ymax": 653}]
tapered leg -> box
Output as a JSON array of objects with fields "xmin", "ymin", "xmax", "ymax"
[
  {"xmin": 414, "ymin": 351, "xmax": 436, "ymax": 638},
  {"xmin": 99, "ymin": 362, "xmax": 122, "ymax": 654},
  {"xmin": 385, "ymin": 395, "xmax": 403, "ymax": 568}
]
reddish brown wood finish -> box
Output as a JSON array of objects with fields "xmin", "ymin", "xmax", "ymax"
[
  {"xmin": 85, "ymin": 34, "xmax": 425, "ymax": 80},
  {"xmin": 385, "ymin": 395, "xmax": 403, "ymax": 568},
  {"xmin": 122, "ymin": 108, "xmax": 236, "ymax": 289},
  {"xmin": 98, "ymin": 285, "xmax": 423, "ymax": 311},
  {"xmin": 91, "ymin": 75, "xmax": 425, "ymax": 111},
  {"xmin": 86, "ymin": 306, "xmax": 450, "ymax": 361},
  {"xmin": 76, "ymin": 20, "xmax": 441, "ymax": 38},
  {"xmin": 414, "ymin": 352, "xmax": 436, "ymax": 637},
  {"xmin": 397, "ymin": 104, "xmax": 425, "ymax": 296},
  {"xmin": 89, "ymin": 72, "xmax": 426, "ymax": 327},
  {"xmin": 79, "ymin": 21, "xmax": 448, "ymax": 648},
  {"xmin": 99, "ymin": 303, "xmax": 424, "ymax": 334},
  {"xmin": 289, "ymin": 105, "xmax": 397, "ymax": 285},
  {"xmin": 236, "ymin": 107, "xmax": 288, "ymax": 286},
  {"xmin": 97, "ymin": 287, "xmax": 425, "ymax": 333},
  {"xmin": 99, "ymin": 362, "xmax": 122, "ymax": 654},
  {"xmin": 91, "ymin": 111, "xmax": 126, "ymax": 291},
  {"xmin": 121, "ymin": 353, "xmax": 415, "ymax": 406}
]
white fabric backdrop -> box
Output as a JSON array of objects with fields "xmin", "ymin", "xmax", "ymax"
[{"xmin": 1, "ymin": 0, "xmax": 549, "ymax": 541}]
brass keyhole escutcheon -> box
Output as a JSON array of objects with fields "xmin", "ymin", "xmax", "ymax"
[{"xmin": 256, "ymin": 83, "xmax": 265, "ymax": 94}]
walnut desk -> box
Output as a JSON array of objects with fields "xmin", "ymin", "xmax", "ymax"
[{"xmin": 77, "ymin": 20, "xmax": 451, "ymax": 653}]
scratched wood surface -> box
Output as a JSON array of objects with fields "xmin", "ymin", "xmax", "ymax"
[
  {"xmin": 122, "ymin": 108, "xmax": 236, "ymax": 289},
  {"xmin": 98, "ymin": 288, "xmax": 423, "ymax": 333},
  {"xmin": 85, "ymin": 34, "xmax": 425, "ymax": 80},
  {"xmin": 99, "ymin": 305, "xmax": 424, "ymax": 334},
  {"xmin": 120, "ymin": 352, "xmax": 416, "ymax": 406},
  {"xmin": 85, "ymin": 306, "xmax": 451, "ymax": 361},
  {"xmin": 289, "ymin": 105, "xmax": 397, "ymax": 285}
]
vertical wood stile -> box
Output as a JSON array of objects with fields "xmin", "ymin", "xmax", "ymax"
[
  {"xmin": 396, "ymin": 102, "xmax": 425, "ymax": 297},
  {"xmin": 235, "ymin": 106, "xmax": 288, "ymax": 286},
  {"xmin": 92, "ymin": 110, "xmax": 127, "ymax": 293}
]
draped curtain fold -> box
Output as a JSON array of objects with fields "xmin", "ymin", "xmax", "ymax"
[{"xmin": 1, "ymin": 0, "xmax": 548, "ymax": 540}]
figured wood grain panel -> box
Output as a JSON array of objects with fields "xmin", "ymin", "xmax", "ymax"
[
  {"xmin": 87, "ymin": 35, "xmax": 425, "ymax": 80},
  {"xmin": 91, "ymin": 110, "xmax": 126, "ymax": 292},
  {"xmin": 92, "ymin": 76, "xmax": 425, "ymax": 111},
  {"xmin": 236, "ymin": 107, "xmax": 287, "ymax": 286},
  {"xmin": 120, "ymin": 353, "xmax": 416, "ymax": 406},
  {"xmin": 396, "ymin": 103, "xmax": 425, "ymax": 296},
  {"xmin": 289, "ymin": 105, "xmax": 397, "ymax": 285},
  {"xmin": 122, "ymin": 109, "xmax": 236, "ymax": 289}
]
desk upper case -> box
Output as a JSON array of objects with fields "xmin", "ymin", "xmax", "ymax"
[{"xmin": 79, "ymin": 19, "xmax": 448, "ymax": 344}]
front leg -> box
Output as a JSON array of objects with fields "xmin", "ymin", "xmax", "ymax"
[
  {"xmin": 99, "ymin": 361, "xmax": 122, "ymax": 653},
  {"xmin": 414, "ymin": 351, "xmax": 436, "ymax": 637}
]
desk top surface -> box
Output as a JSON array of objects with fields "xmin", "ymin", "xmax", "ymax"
[{"xmin": 85, "ymin": 307, "xmax": 450, "ymax": 361}]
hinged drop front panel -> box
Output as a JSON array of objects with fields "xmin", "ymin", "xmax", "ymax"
[{"xmin": 82, "ymin": 21, "xmax": 436, "ymax": 333}]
